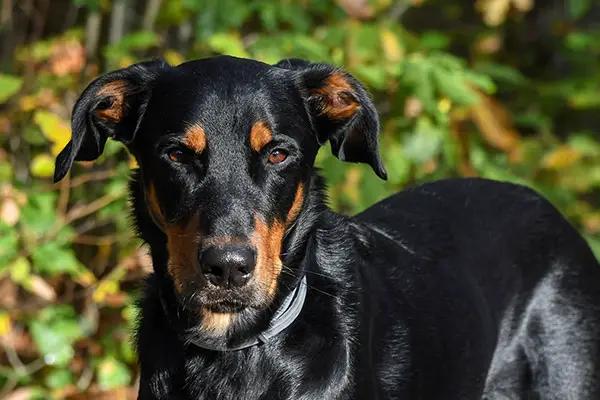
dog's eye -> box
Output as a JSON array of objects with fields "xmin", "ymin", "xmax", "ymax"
[
  {"xmin": 268, "ymin": 149, "xmax": 288, "ymax": 164},
  {"xmin": 168, "ymin": 149, "xmax": 185, "ymax": 163}
]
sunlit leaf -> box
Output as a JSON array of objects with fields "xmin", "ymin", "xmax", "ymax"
[
  {"xmin": 33, "ymin": 110, "xmax": 71, "ymax": 156},
  {"xmin": 97, "ymin": 357, "xmax": 132, "ymax": 390},
  {"xmin": 542, "ymin": 146, "xmax": 582, "ymax": 170},
  {"xmin": 30, "ymin": 154, "xmax": 55, "ymax": 178},
  {"xmin": 207, "ymin": 32, "xmax": 250, "ymax": 58},
  {"xmin": 29, "ymin": 306, "xmax": 82, "ymax": 367},
  {"xmin": 0, "ymin": 74, "xmax": 23, "ymax": 104}
]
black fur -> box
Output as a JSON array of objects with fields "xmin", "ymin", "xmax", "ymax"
[{"xmin": 54, "ymin": 55, "xmax": 600, "ymax": 399}]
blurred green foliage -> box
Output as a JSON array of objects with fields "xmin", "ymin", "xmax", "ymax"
[{"xmin": 1, "ymin": 0, "xmax": 600, "ymax": 398}]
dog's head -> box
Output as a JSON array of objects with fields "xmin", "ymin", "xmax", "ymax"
[{"xmin": 54, "ymin": 56, "xmax": 386, "ymax": 335}]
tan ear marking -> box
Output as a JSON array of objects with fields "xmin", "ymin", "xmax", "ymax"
[
  {"xmin": 95, "ymin": 80, "xmax": 128, "ymax": 122},
  {"xmin": 314, "ymin": 73, "xmax": 360, "ymax": 120}
]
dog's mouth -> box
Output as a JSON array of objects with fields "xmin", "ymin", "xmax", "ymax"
[{"xmin": 203, "ymin": 298, "xmax": 247, "ymax": 313}]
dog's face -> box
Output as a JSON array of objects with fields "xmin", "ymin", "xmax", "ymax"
[{"xmin": 53, "ymin": 56, "xmax": 386, "ymax": 333}]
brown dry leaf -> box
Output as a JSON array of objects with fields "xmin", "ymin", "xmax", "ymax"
[
  {"xmin": 49, "ymin": 39, "xmax": 86, "ymax": 76},
  {"xmin": 27, "ymin": 275, "xmax": 57, "ymax": 301},
  {"xmin": 0, "ymin": 115, "xmax": 10, "ymax": 134},
  {"xmin": 335, "ymin": 0, "xmax": 374, "ymax": 19},
  {"xmin": 404, "ymin": 96, "xmax": 423, "ymax": 119},
  {"xmin": 0, "ymin": 278, "xmax": 18, "ymax": 309},
  {"xmin": 421, "ymin": 159, "xmax": 438, "ymax": 174},
  {"xmin": 475, "ymin": 34, "xmax": 503, "ymax": 54},
  {"xmin": 470, "ymin": 92, "xmax": 520, "ymax": 154},
  {"xmin": 0, "ymin": 197, "xmax": 20, "ymax": 226},
  {"xmin": 542, "ymin": 145, "xmax": 582, "ymax": 170},
  {"xmin": 4, "ymin": 388, "xmax": 37, "ymax": 400}
]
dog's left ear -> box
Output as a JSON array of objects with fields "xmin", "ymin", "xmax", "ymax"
[{"xmin": 275, "ymin": 58, "xmax": 387, "ymax": 180}]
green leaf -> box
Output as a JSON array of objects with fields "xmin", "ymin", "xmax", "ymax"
[
  {"xmin": 384, "ymin": 143, "xmax": 411, "ymax": 185},
  {"xmin": 31, "ymin": 242, "xmax": 82, "ymax": 276},
  {"xmin": 20, "ymin": 192, "xmax": 58, "ymax": 235},
  {"xmin": 473, "ymin": 62, "xmax": 527, "ymax": 85},
  {"xmin": 45, "ymin": 369, "xmax": 74, "ymax": 390},
  {"xmin": 0, "ymin": 223, "xmax": 19, "ymax": 270},
  {"xmin": 97, "ymin": 357, "xmax": 132, "ymax": 390},
  {"xmin": 432, "ymin": 67, "xmax": 480, "ymax": 105},
  {"xmin": 0, "ymin": 74, "xmax": 23, "ymax": 104},
  {"xmin": 420, "ymin": 31, "xmax": 450, "ymax": 50},
  {"xmin": 353, "ymin": 65, "xmax": 386, "ymax": 91},
  {"xmin": 403, "ymin": 118, "xmax": 444, "ymax": 163},
  {"xmin": 29, "ymin": 306, "xmax": 82, "ymax": 367},
  {"xmin": 568, "ymin": 0, "xmax": 591, "ymax": 19},
  {"xmin": 207, "ymin": 32, "xmax": 250, "ymax": 58}
]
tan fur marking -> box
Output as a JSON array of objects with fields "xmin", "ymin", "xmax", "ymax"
[
  {"xmin": 314, "ymin": 73, "xmax": 360, "ymax": 120},
  {"xmin": 183, "ymin": 125, "xmax": 207, "ymax": 153},
  {"xmin": 252, "ymin": 216, "xmax": 285, "ymax": 298},
  {"xmin": 95, "ymin": 80, "xmax": 128, "ymax": 122},
  {"xmin": 286, "ymin": 184, "xmax": 304, "ymax": 225},
  {"xmin": 146, "ymin": 183, "xmax": 165, "ymax": 227},
  {"xmin": 201, "ymin": 310, "xmax": 233, "ymax": 335},
  {"xmin": 250, "ymin": 121, "xmax": 272, "ymax": 151},
  {"xmin": 166, "ymin": 217, "xmax": 200, "ymax": 293}
]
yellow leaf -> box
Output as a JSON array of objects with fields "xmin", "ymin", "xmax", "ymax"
[
  {"xmin": 476, "ymin": 0, "xmax": 511, "ymax": 26},
  {"xmin": 118, "ymin": 56, "xmax": 136, "ymax": 69},
  {"xmin": 19, "ymin": 95, "xmax": 38, "ymax": 112},
  {"xmin": 438, "ymin": 97, "xmax": 452, "ymax": 114},
  {"xmin": 74, "ymin": 269, "xmax": 97, "ymax": 287},
  {"xmin": 542, "ymin": 145, "xmax": 582, "ymax": 170},
  {"xmin": 30, "ymin": 154, "xmax": 55, "ymax": 178},
  {"xmin": 164, "ymin": 50, "xmax": 185, "ymax": 66},
  {"xmin": 93, "ymin": 280, "xmax": 119, "ymax": 303},
  {"xmin": 0, "ymin": 312, "xmax": 11, "ymax": 336},
  {"xmin": 380, "ymin": 28, "xmax": 404, "ymax": 63},
  {"xmin": 33, "ymin": 110, "xmax": 71, "ymax": 156},
  {"xmin": 129, "ymin": 156, "xmax": 139, "ymax": 169}
]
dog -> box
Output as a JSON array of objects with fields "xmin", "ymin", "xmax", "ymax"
[{"xmin": 53, "ymin": 56, "xmax": 600, "ymax": 399}]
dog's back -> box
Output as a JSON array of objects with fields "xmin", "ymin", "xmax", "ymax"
[{"xmin": 352, "ymin": 177, "xmax": 600, "ymax": 398}]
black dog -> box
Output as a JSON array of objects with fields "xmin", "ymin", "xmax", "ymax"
[{"xmin": 53, "ymin": 56, "xmax": 600, "ymax": 399}]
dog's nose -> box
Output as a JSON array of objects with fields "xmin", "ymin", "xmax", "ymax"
[{"xmin": 200, "ymin": 245, "xmax": 256, "ymax": 287}]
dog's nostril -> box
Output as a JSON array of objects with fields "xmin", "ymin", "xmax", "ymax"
[{"xmin": 200, "ymin": 245, "xmax": 256, "ymax": 287}]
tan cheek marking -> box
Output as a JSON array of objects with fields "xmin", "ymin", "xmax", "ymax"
[
  {"xmin": 252, "ymin": 216, "xmax": 285, "ymax": 299},
  {"xmin": 145, "ymin": 183, "xmax": 165, "ymax": 227},
  {"xmin": 201, "ymin": 310, "xmax": 233, "ymax": 335},
  {"xmin": 250, "ymin": 121, "xmax": 272, "ymax": 151},
  {"xmin": 95, "ymin": 80, "xmax": 128, "ymax": 122},
  {"xmin": 183, "ymin": 124, "xmax": 206, "ymax": 153},
  {"xmin": 314, "ymin": 73, "xmax": 360, "ymax": 120},
  {"xmin": 166, "ymin": 217, "xmax": 200, "ymax": 294},
  {"xmin": 286, "ymin": 184, "xmax": 305, "ymax": 225}
]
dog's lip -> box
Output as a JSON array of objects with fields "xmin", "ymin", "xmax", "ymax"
[{"xmin": 204, "ymin": 298, "xmax": 248, "ymax": 312}]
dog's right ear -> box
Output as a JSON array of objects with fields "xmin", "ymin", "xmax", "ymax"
[{"xmin": 53, "ymin": 59, "xmax": 169, "ymax": 183}]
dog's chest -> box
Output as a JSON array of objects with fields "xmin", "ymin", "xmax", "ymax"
[{"xmin": 182, "ymin": 351, "xmax": 291, "ymax": 400}]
